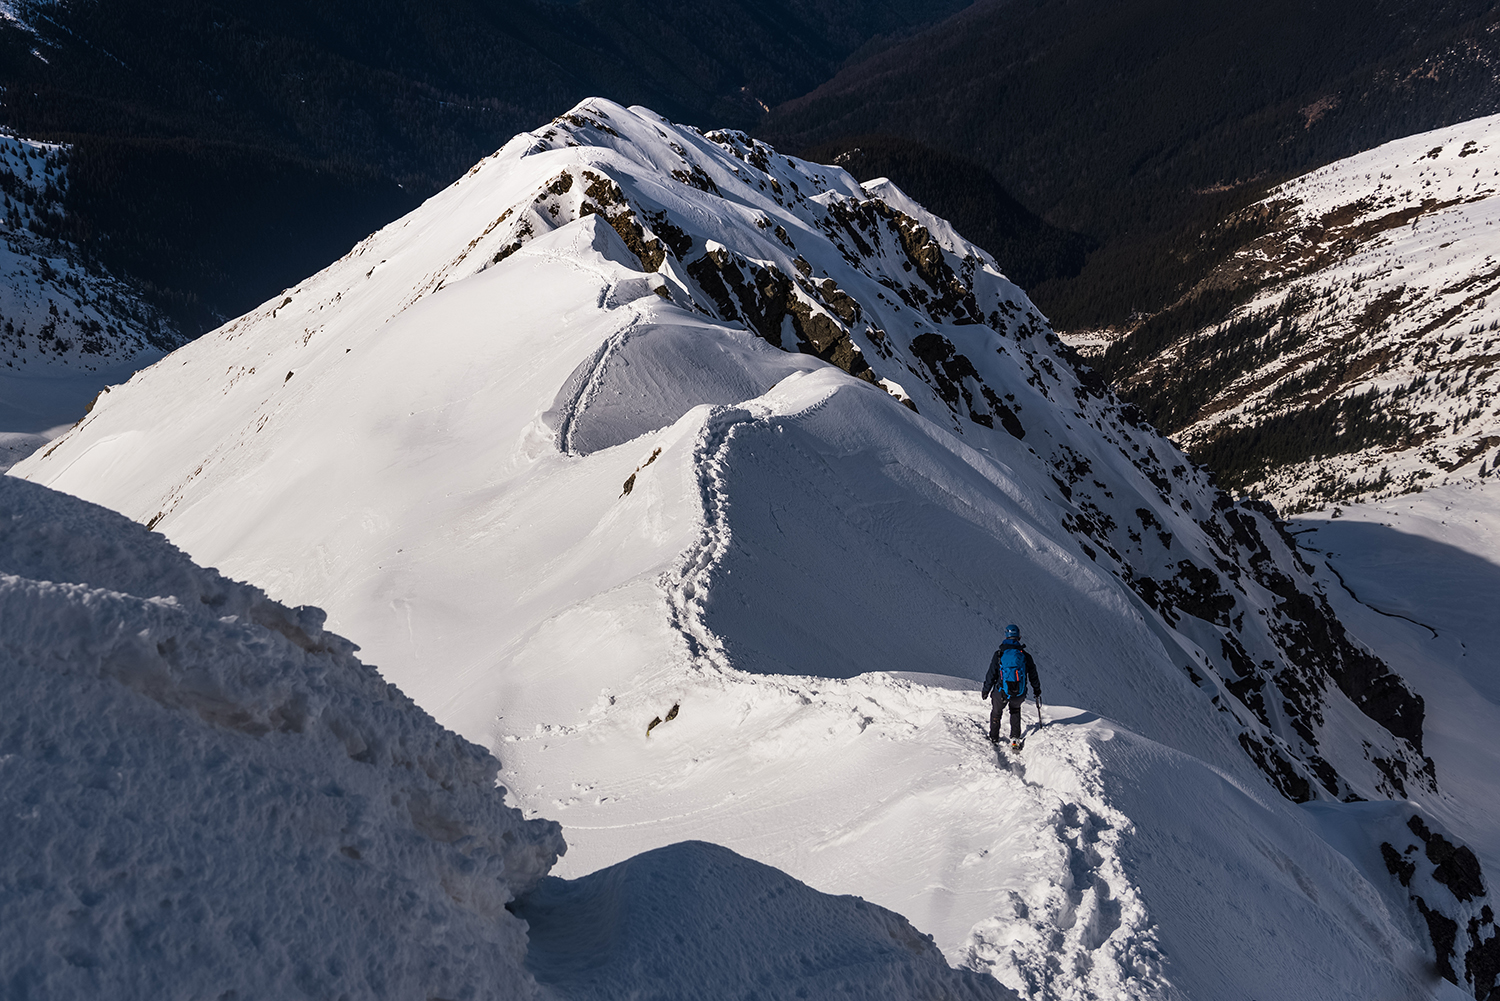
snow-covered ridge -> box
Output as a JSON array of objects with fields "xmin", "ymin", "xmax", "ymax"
[
  {"xmin": 0, "ymin": 474, "xmax": 564, "ymax": 997},
  {"xmin": 1073, "ymin": 114, "xmax": 1500, "ymax": 512},
  {"xmin": 1, "ymin": 473, "xmax": 1026, "ymax": 1000},
  {"xmin": 26, "ymin": 96, "xmax": 1420, "ymax": 803},
  {"xmin": 9, "ymin": 99, "xmax": 1472, "ymax": 996}
]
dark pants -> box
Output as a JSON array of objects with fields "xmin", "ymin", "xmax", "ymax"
[{"xmin": 989, "ymin": 693, "xmax": 1025, "ymax": 740}]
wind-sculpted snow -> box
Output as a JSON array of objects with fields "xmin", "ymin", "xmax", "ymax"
[
  {"xmin": 9, "ymin": 99, "xmax": 1462, "ymax": 996},
  {"xmin": 0, "ymin": 475, "xmax": 564, "ymax": 998},
  {"xmin": 545, "ymin": 316, "xmax": 818, "ymax": 457},
  {"xmin": 518, "ymin": 840, "xmax": 1017, "ymax": 1000}
]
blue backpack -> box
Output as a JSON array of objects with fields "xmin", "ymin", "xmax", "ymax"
[{"xmin": 999, "ymin": 645, "xmax": 1027, "ymax": 697}]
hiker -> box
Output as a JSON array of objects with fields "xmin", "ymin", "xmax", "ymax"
[{"xmin": 981, "ymin": 624, "xmax": 1041, "ymax": 746}]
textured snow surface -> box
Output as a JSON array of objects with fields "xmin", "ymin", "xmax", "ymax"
[
  {"xmin": 10, "ymin": 99, "xmax": 1482, "ymax": 997},
  {"xmin": 519, "ymin": 840, "xmax": 1016, "ymax": 1001},
  {"xmin": 0, "ymin": 475, "xmax": 564, "ymax": 1000}
]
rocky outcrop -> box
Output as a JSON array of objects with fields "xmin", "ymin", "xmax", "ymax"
[{"xmin": 1383, "ymin": 815, "xmax": 1497, "ymax": 998}]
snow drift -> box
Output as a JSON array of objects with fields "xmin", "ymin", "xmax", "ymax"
[
  {"xmin": 519, "ymin": 839, "xmax": 1014, "ymax": 1000},
  {"xmin": 0, "ymin": 475, "xmax": 564, "ymax": 997},
  {"xmin": 9, "ymin": 99, "xmax": 1480, "ymax": 997}
]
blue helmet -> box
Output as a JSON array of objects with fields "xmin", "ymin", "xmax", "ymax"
[{"xmin": 1005, "ymin": 624, "xmax": 1021, "ymax": 639}]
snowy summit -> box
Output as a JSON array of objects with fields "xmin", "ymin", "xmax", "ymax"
[{"xmin": 11, "ymin": 100, "xmax": 1498, "ymax": 999}]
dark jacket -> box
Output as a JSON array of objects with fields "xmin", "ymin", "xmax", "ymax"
[{"xmin": 982, "ymin": 640, "xmax": 1041, "ymax": 700}]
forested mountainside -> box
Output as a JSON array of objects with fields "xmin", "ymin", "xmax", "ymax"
[
  {"xmin": 760, "ymin": 0, "xmax": 1500, "ymax": 334},
  {"xmin": 1069, "ymin": 116, "xmax": 1500, "ymax": 512},
  {"xmin": 0, "ymin": 0, "xmax": 967, "ymax": 332}
]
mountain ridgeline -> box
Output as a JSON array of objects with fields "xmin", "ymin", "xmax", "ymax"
[
  {"xmin": 17, "ymin": 99, "xmax": 1437, "ymax": 812},
  {"xmin": 0, "ymin": 0, "xmax": 969, "ymax": 332},
  {"xmin": 12, "ymin": 99, "xmax": 1494, "ymax": 998},
  {"xmin": 794, "ymin": 136, "xmax": 1094, "ymax": 291}
]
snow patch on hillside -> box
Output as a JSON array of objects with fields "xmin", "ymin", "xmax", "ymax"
[{"xmin": 0, "ymin": 133, "xmax": 179, "ymax": 471}]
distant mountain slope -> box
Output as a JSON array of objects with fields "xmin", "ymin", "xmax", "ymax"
[
  {"xmin": 0, "ymin": 0, "xmax": 968, "ymax": 332},
  {"xmin": 759, "ymin": 0, "xmax": 1500, "ymax": 333},
  {"xmin": 0, "ymin": 131, "xmax": 181, "ymax": 471},
  {"xmin": 13, "ymin": 99, "xmax": 1485, "ymax": 998},
  {"xmin": 1071, "ymin": 115, "xmax": 1500, "ymax": 512}
]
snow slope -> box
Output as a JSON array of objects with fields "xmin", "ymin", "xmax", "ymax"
[
  {"xmin": 2, "ymin": 474, "xmax": 1031, "ymax": 1001},
  {"xmin": 0, "ymin": 132, "xmax": 179, "ymax": 471},
  {"xmin": 1292, "ymin": 481, "xmax": 1500, "ymax": 997},
  {"xmin": 12, "ymin": 100, "xmax": 1485, "ymax": 997},
  {"xmin": 518, "ymin": 840, "xmax": 1013, "ymax": 1001},
  {"xmin": 0, "ymin": 474, "xmax": 564, "ymax": 999},
  {"xmin": 1069, "ymin": 114, "xmax": 1500, "ymax": 512}
]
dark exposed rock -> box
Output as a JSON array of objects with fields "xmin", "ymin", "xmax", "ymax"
[
  {"xmin": 1467, "ymin": 915, "xmax": 1500, "ymax": 1001},
  {"xmin": 1236, "ymin": 733, "xmax": 1312, "ymax": 802},
  {"xmin": 1382, "ymin": 841, "xmax": 1417, "ymax": 887},
  {"xmin": 909, "ymin": 332, "xmax": 1024, "ymax": 436},
  {"xmin": 1410, "ymin": 816, "xmax": 1488, "ymax": 902},
  {"xmin": 580, "ymin": 171, "xmax": 667, "ymax": 273},
  {"xmin": 1416, "ymin": 895, "xmax": 1462, "ymax": 983},
  {"xmin": 1384, "ymin": 816, "xmax": 1496, "ymax": 996},
  {"xmin": 685, "ymin": 248, "xmax": 874, "ymax": 383}
]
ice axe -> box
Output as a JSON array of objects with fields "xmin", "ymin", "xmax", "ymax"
[{"xmin": 1033, "ymin": 692, "xmax": 1045, "ymax": 729}]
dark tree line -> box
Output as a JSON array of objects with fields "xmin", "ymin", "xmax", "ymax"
[
  {"xmin": 0, "ymin": 0, "xmax": 968, "ymax": 332},
  {"xmin": 761, "ymin": 0, "xmax": 1500, "ymax": 331}
]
